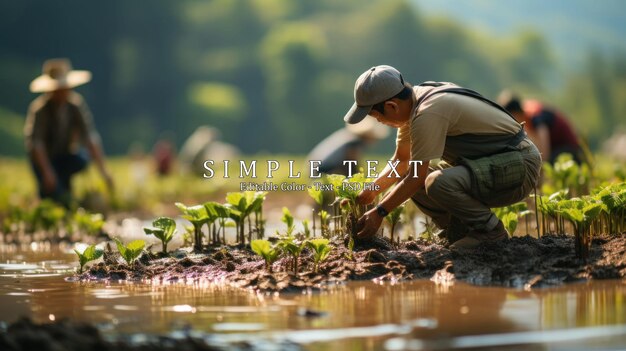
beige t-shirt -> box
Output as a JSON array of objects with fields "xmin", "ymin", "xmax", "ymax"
[{"xmin": 396, "ymin": 84, "xmax": 521, "ymax": 164}]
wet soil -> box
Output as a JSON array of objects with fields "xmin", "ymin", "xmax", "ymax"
[
  {"xmin": 79, "ymin": 234, "xmax": 626, "ymax": 291},
  {"xmin": 0, "ymin": 317, "xmax": 300, "ymax": 351}
]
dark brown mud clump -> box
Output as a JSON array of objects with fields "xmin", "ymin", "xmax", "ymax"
[
  {"xmin": 0, "ymin": 317, "xmax": 299, "ymax": 351},
  {"xmin": 79, "ymin": 234, "xmax": 626, "ymax": 291}
]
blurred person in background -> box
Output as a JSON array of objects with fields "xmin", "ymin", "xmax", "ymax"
[
  {"xmin": 178, "ymin": 125, "xmax": 240, "ymax": 175},
  {"xmin": 24, "ymin": 58, "xmax": 114, "ymax": 207},
  {"xmin": 152, "ymin": 132, "xmax": 176, "ymax": 177},
  {"xmin": 307, "ymin": 116, "xmax": 389, "ymax": 210},
  {"xmin": 498, "ymin": 90, "xmax": 584, "ymax": 164},
  {"xmin": 307, "ymin": 116, "xmax": 389, "ymax": 176}
]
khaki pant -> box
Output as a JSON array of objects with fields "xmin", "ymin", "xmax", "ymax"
[{"xmin": 412, "ymin": 138, "xmax": 542, "ymax": 233}]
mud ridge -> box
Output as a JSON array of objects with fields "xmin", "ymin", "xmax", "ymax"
[{"xmin": 78, "ymin": 234, "xmax": 626, "ymax": 291}]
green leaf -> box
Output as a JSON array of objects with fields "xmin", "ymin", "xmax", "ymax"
[
  {"xmin": 176, "ymin": 203, "xmax": 208, "ymax": 225},
  {"xmin": 583, "ymin": 203, "xmax": 602, "ymax": 223},
  {"xmin": 251, "ymin": 239, "xmax": 271, "ymax": 257},
  {"xmin": 307, "ymin": 238, "xmax": 332, "ymax": 264},
  {"xmin": 204, "ymin": 202, "xmax": 230, "ymax": 219},
  {"xmin": 502, "ymin": 212, "xmax": 518, "ymax": 234},
  {"xmin": 251, "ymin": 239, "xmax": 279, "ymax": 271},
  {"xmin": 127, "ymin": 239, "xmax": 146, "ymax": 251},
  {"xmin": 114, "ymin": 238, "xmax": 127, "ymax": 258},
  {"xmin": 385, "ymin": 203, "xmax": 405, "ymax": 226},
  {"xmin": 307, "ymin": 187, "xmax": 323, "ymax": 205},
  {"xmin": 145, "ymin": 217, "xmax": 176, "ymax": 253},
  {"xmin": 560, "ymin": 208, "xmax": 584, "ymax": 224},
  {"xmin": 281, "ymin": 207, "xmax": 294, "ymax": 230},
  {"xmin": 74, "ymin": 244, "xmax": 103, "ymax": 272},
  {"xmin": 114, "ymin": 238, "xmax": 145, "ymax": 265}
]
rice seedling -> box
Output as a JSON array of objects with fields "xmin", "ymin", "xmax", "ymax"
[
  {"xmin": 114, "ymin": 238, "xmax": 146, "ymax": 266},
  {"xmin": 143, "ymin": 217, "xmax": 177, "ymax": 254},
  {"xmin": 385, "ymin": 203, "xmax": 405, "ymax": 243},
  {"xmin": 225, "ymin": 191, "xmax": 266, "ymax": 245},
  {"xmin": 307, "ymin": 238, "xmax": 332, "ymax": 273},
  {"xmin": 175, "ymin": 202, "xmax": 209, "ymax": 251},
  {"xmin": 251, "ymin": 239, "xmax": 280, "ymax": 273},
  {"xmin": 74, "ymin": 244, "xmax": 103, "ymax": 273},
  {"xmin": 277, "ymin": 235, "xmax": 306, "ymax": 274}
]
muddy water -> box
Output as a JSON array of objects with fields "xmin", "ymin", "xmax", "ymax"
[{"xmin": 1, "ymin": 244, "xmax": 625, "ymax": 350}]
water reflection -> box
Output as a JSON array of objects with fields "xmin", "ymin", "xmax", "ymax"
[{"xmin": 0, "ymin": 245, "xmax": 625, "ymax": 350}]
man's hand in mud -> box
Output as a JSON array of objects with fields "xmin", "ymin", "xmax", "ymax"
[
  {"xmin": 355, "ymin": 208, "xmax": 383, "ymax": 239},
  {"xmin": 356, "ymin": 189, "xmax": 378, "ymax": 206}
]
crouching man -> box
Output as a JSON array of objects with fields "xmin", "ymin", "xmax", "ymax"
[{"xmin": 344, "ymin": 65, "xmax": 541, "ymax": 250}]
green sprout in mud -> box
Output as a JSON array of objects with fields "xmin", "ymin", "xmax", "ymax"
[
  {"xmin": 72, "ymin": 208, "xmax": 105, "ymax": 236},
  {"xmin": 533, "ymin": 182, "xmax": 626, "ymax": 259},
  {"xmin": 204, "ymin": 201, "xmax": 231, "ymax": 245},
  {"xmin": 143, "ymin": 217, "xmax": 177, "ymax": 254},
  {"xmin": 330, "ymin": 173, "xmax": 373, "ymax": 237},
  {"xmin": 114, "ymin": 238, "xmax": 146, "ymax": 266},
  {"xmin": 542, "ymin": 153, "xmax": 590, "ymax": 197},
  {"xmin": 336, "ymin": 173, "xmax": 372, "ymax": 217},
  {"xmin": 251, "ymin": 239, "xmax": 280, "ymax": 273},
  {"xmin": 325, "ymin": 174, "xmax": 347, "ymax": 234},
  {"xmin": 535, "ymin": 190, "xmax": 569, "ymax": 235},
  {"xmin": 385, "ymin": 203, "xmax": 405, "ymax": 244},
  {"xmin": 494, "ymin": 202, "xmax": 531, "ymax": 236},
  {"xmin": 307, "ymin": 186, "xmax": 324, "ymax": 236},
  {"xmin": 278, "ymin": 235, "xmax": 307, "ymax": 274},
  {"xmin": 226, "ymin": 191, "xmax": 266, "ymax": 245},
  {"xmin": 302, "ymin": 219, "xmax": 311, "ymax": 238},
  {"xmin": 175, "ymin": 202, "xmax": 208, "ymax": 251},
  {"xmin": 318, "ymin": 210, "xmax": 331, "ymax": 238},
  {"xmin": 74, "ymin": 244, "xmax": 103, "ymax": 273},
  {"xmin": 307, "ymin": 238, "xmax": 332, "ymax": 273},
  {"xmin": 558, "ymin": 197, "xmax": 603, "ymax": 260},
  {"xmin": 281, "ymin": 207, "xmax": 295, "ymax": 236},
  {"xmin": 345, "ymin": 236, "xmax": 355, "ymax": 261},
  {"xmin": 596, "ymin": 183, "xmax": 626, "ymax": 235},
  {"xmin": 32, "ymin": 199, "xmax": 66, "ymax": 233}
]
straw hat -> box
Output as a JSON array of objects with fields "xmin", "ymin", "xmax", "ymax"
[
  {"xmin": 346, "ymin": 115, "xmax": 390, "ymax": 140},
  {"xmin": 29, "ymin": 58, "xmax": 92, "ymax": 93}
]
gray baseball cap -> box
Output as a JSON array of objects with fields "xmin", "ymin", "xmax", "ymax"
[{"xmin": 343, "ymin": 65, "xmax": 405, "ymax": 124}]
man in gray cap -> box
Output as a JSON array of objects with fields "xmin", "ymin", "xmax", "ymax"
[
  {"xmin": 345, "ymin": 65, "xmax": 541, "ymax": 250},
  {"xmin": 24, "ymin": 58, "xmax": 114, "ymax": 206}
]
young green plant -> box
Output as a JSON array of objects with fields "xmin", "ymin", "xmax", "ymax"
[
  {"xmin": 307, "ymin": 186, "xmax": 324, "ymax": 236},
  {"xmin": 278, "ymin": 236, "xmax": 306, "ymax": 274},
  {"xmin": 385, "ymin": 203, "xmax": 405, "ymax": 243},
  {"xmin": 175, "ymin": 202, "xmax": 209, "ymax": 251},
  {"xmin": 73, "ymin": 208, "xmax": 105, "ymax": 236},
  {"xmin": 225, "ymin": 191, "xmax": 266, "ymax": 245},
  {"xmin": 558, "ymin": 197, "xmax": 603, "ymax": 260},
  {"xmin": 204, "ymin": 201, "xmax": 231, "ymax": 245},
  {"xmin": 114, "ymin": 238, "xmax": 146, "ymax": 266},
  {"xmin": 281, "ymin": 207, "xmax": 295, "ymax": 236},
  {"xmin": 143, "ymin": 217, "xmax": 177, "ymax": 254},
  {"xmin": 74, "ymin": 244, "xmax": 104, "ymax": 273},
  {"xmin": 307, "ymin": 238, "xmax": 332, "ymax": 273},
  {"xmin": 250, "ymin": 239, "xmax": 280, "ymax": 273}
]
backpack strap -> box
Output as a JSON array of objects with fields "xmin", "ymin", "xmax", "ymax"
[{"xmin": 415, "ymin": 82, "xmax": 520, "ymax": 124}]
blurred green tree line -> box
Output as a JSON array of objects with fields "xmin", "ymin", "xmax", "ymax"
[{"xmin": 0, "ymin": 0, "xmax": 623, "ymax": 156}]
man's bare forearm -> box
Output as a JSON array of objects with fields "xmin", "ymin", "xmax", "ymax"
[{"xmin": 377, "ymin": 162, "xmax": 428, "ymax": 212}]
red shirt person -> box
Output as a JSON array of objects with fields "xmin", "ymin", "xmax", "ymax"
[{"xmin": 498, "ymin": 91, "xmax": 582, "ymax": 164}]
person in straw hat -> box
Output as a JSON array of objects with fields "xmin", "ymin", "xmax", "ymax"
[
  {"xmin": 24, "ymin": 58, "xmax": 114, "ymax": 206},
  {"xmin": 343, "ymin": 65, "xmax": 542, "ymax": 250}
]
